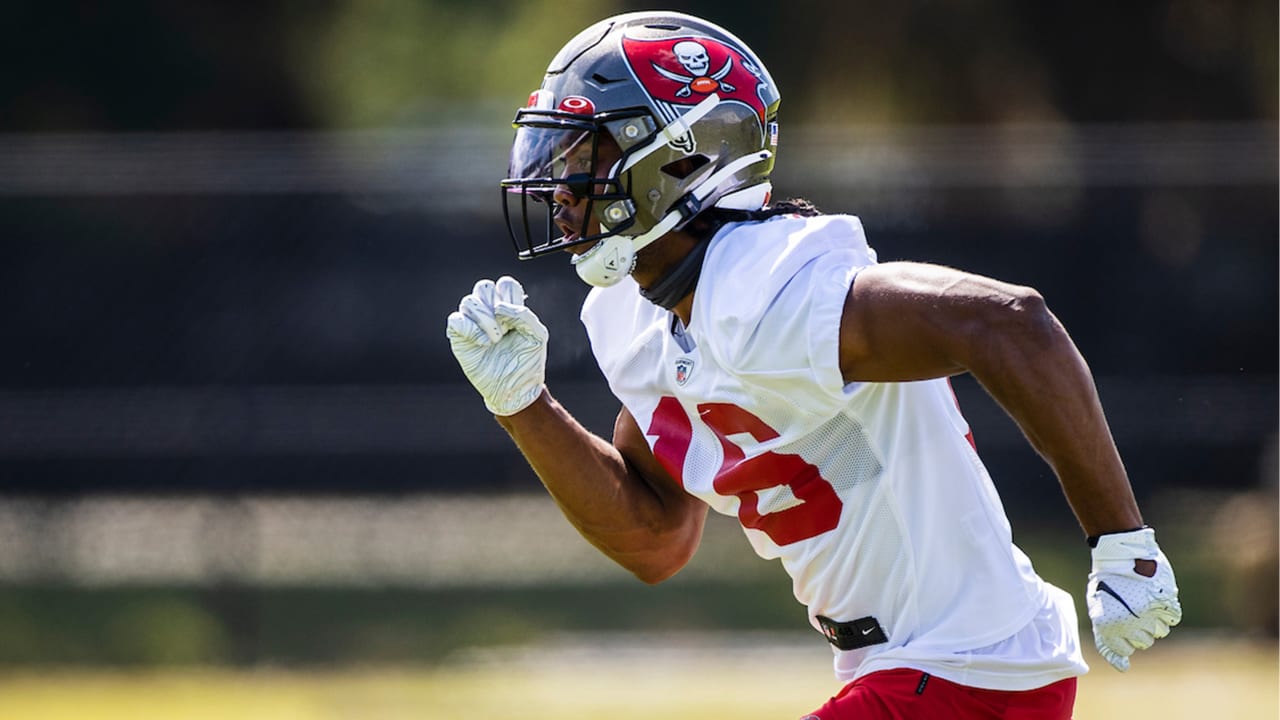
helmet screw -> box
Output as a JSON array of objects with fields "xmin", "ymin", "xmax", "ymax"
[
  {"xmin": 623, "ymin": 123, "xmax": 641, "ymax": 139},
  {"xmin": 647, "ymin": 189, "xmax": 661, "ymax": 203},
  {"xmin": 606, "ymin": 205, "xmax": 628, "ymax": 222}
]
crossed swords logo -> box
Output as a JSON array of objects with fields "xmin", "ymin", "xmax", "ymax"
[{"xmin": 652, "ymin": 40, "xmax": 736, "ymax": 98}]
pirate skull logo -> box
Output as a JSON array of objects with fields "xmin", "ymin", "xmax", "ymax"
[
  {"xmin": 674, "ymin": 41, "xmax": 710, "ymax": 75},
  {"xmin": 652, "ymin": 40, "xmax": 736, "ymax": 98}
]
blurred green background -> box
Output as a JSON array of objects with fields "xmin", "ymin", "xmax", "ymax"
[{"xmin": 0, "ymin": 0, "xmax": 1275, "ymax": 673}]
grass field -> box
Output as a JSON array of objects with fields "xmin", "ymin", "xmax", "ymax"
[{"xmin": 0, "ymin": 635, "xmax": 1273, "ymax": 720}]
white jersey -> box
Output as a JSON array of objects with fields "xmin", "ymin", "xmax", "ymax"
[{"xmin": 579, "ymin": 214, "xmax": 1085, "ymax": 690}]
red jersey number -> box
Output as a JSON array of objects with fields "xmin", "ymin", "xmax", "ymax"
[{"xmin": 646, "ymin": 397, "xmax": 843, "ymax": 546}]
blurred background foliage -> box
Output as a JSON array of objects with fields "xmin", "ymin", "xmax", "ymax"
[
  {"xmin": 3, "ymin": 1, "xmax": 1274, "ymax": 131},
  {"xmin": 0, "ymin": 0, "xmax": 1275, "ymax": 668}
]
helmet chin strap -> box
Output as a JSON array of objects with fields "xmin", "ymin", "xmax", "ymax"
[
  {"xmin": 571, "ymin": 211, "xmax": 681, "ymax": 287},
  {"xmin": 572, "ymin": 149, "xmax": 772, "ymax": 288}
]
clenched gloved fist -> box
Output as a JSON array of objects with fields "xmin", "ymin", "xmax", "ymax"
[
  {"xmin": 446, "ymin": 276, "xmax": 548, "ymax": 416},
  {"xmin": 1086, "ymin": 527, "xmax": 1182, "ymax": 672}
]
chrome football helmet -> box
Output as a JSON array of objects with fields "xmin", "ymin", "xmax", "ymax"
[{"xmin": 501, "ymin": 11, "xmax": 782, "ymax": 287}]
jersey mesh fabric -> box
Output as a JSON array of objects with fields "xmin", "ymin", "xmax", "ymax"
[{"xmin": 580, "ymin": 214, "xmax": 1084, "ymax": 690}]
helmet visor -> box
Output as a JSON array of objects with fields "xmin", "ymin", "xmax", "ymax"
[
  {"xmin": 501, "ymin": 117, "xmax": 631, "ymax": 259},
  {"xmin": 507, "ymin": 124, "xmax": 596, "ymax": 189}
]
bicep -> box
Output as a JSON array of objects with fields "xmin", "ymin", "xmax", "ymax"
[
  {"xmin": 838, "ymin": 261, "xmax": 1047, "ymax": 383},
  {"xmin": 610, "ymin": 405, "xmax": 708, "ymax": 582},
  {"xmin": 613, "ymin": 405, "xmax": 709, "ymax": 525}
]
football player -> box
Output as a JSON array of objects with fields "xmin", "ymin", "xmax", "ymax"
[{"xmin": 447, "ymin": 11, "xmax": 1181, "ymax": 719}]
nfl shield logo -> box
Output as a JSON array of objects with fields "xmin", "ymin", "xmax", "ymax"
[{"xmin": 674, "ymin": 358, "xmax": 695, "ymax": 386}]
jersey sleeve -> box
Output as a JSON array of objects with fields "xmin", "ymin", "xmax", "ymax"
[
  {"xmin": 806, "ymin": 250, "xmax": 866, "ymax": 399},
  {"xmin": 699, "ymin": 214, "xmax": 878, "ymax": 405},
  {"xmin": 786, "ymin": 215, "xmax": 876, "ymax": 399}
]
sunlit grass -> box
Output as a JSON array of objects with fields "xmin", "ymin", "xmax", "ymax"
[{"xmin": 0, "ymin": 636, "xmax": 1273, "ymax": 720}]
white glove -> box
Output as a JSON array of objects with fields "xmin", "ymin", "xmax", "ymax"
[
  {"xmin": 445, "ymin": 276, "xmax": 548, "ymax": 416},
  {"xmin": 1086, "ymin": 527, "xmax": 1182, "ymax": 671}
]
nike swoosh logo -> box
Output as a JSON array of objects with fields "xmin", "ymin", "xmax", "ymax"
[
  {"xmin": 1097, "ymin": 580, "xmax": 1141, "ymax": 617},
  {"xmin": 861, "ymin": 627, "xmax": 875, "ymax": 635}
]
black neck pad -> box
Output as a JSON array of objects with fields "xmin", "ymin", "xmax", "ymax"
[{"xmin": 639, "ymin": 237, "xmax": 712, "ymax": 310}]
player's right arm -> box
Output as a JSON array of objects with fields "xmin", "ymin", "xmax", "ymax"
[
  {"xmin": 446, "ymin": 276, "xmax": 706, "ymax": 584},
  {"xmin": 496, "ymin": 395, "xmax": 707, "ymax": 584}
]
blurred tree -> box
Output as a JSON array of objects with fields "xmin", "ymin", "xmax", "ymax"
[
  {"xmin": 710, "ymin": 0, "xmax": 1275, "ymax": 124},
  {"xmin": 2, "ymin": 1, "xmax": 1272, "ymax": 132},
  {"xmin": 282, "ymin": 0, "xmax": 622, "ymax": 128}
]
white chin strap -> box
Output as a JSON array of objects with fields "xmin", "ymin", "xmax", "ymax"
[
  {"xmin": 570, "ymin": 234, "xmax": 648, "ymax": 287},
  {"xmin": 572, "ymin": 147, "xmax": 773, "ymax": 288}
]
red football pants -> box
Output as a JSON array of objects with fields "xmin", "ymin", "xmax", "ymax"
[{"xmin": 803, "ymin": 668, "xmax": 1077, "ymax": 720}]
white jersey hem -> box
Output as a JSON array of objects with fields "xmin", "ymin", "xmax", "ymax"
[{"xmin": 847, "ymin": 583, "xmax": 1088, "ymax": 692}]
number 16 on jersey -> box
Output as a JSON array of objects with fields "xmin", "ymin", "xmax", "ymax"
[{"xmin": 647, "ymin": 396, "xmax": 844, "ymax": 546}]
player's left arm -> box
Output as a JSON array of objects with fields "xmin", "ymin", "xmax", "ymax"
[
  {"xmin": 838, "ymin": 260, "xmax": 1181, "ymax": 670},
  {"xmin": 839, "ymin": 261, "xmax": 1133, "ymax": 532}
]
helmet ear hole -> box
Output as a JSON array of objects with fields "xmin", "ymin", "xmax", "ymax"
[{"xmin": 660, "ymin": 154, "xmax": 710, "ymax": 180}]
